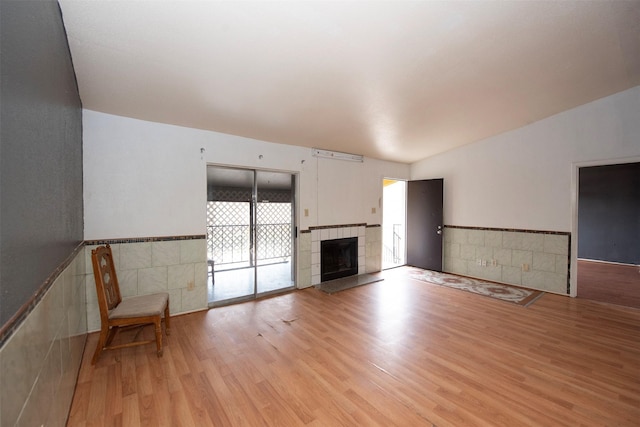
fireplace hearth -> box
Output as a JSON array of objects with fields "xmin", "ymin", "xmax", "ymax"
[{"xmin": 321, "ymin": 237, "xmax": 358, "ymax": 282}]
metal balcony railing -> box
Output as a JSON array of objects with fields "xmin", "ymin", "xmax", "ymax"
[
  {"xmin": 383, "ymin": 224, "xmax": 403, "ymax": 266},
  {"xmin": 207, "ymin": 223, "xmax": 292, "ymax": 266}
]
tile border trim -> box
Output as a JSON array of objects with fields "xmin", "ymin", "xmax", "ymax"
[
  {"xmin": 445, "ymin": 225, "xmax": 570, "ymax": 236},
  {"xmin": 0, "ymin": 241, "xmax": 85, "ymax": 347},
  {"xmin": 303, "ymin": 223, "xmax": 379, "ymax": 233},
  {"xmin": 308, "ymin": 223, "xmax": 366, "ymax": 230},
  {"xmin": 84, "ymin": 234, "xmax": 206, "ymax": 245}
]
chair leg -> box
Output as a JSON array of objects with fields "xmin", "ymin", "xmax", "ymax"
[
  {"xmin": 164, "ymin": 302, "xmax": 171, "ymax": 336},
  {"xmin": 154, "ymin": 317, "xmax": 163, "ymax": 357},
  {"xmin": 92, "ymin": 326, "xmax": 110, "ymax": 364},
  {"xmin": 105, "ymin": 326, "xmax": 118, "ymax": 347}
]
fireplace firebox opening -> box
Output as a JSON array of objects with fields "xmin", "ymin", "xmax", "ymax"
[{"xmin": 321, "ymin": 237, "xmax": 358, "ymax": 282}]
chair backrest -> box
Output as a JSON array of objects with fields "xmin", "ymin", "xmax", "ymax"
[{"xmin": 91, "ymin": 245, "xmax": 122, "ymax": 316}]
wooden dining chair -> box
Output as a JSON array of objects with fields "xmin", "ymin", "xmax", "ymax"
[{"xmin": 91, "ymin": 244, "xmax": 170, "ymax": 364}]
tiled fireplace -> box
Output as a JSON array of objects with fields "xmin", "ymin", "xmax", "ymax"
[
  {"xmin": 298, "ymin": 224, "xmax": 382, "ymax": 288},
  {"xmin": 321, "ymin": 237, "xmax": 359, "ymax": 281},
  {"xmin": 312, "ymin": 226, "xmax": 365, "ymax": 285}
]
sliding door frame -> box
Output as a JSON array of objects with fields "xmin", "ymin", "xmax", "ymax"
[{"xmin": 207, "ymin": 164, "xmax": 298, "ymax": 307}]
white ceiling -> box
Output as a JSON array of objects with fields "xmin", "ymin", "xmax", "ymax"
[{"xmin": 59, "ymin": 0, "xmax": 640, "ymax": 164}]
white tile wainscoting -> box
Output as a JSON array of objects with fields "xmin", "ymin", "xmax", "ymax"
[
  {"xmin": 84, "ymin": 237, "xmax": 208, "ymax": 332},
  {"xmin": 298, "ymin": 224, "xmax": 382, "ymax": 288},
  {"xmin": 443, "ymin": 226, "xmax": 570, "ymax": 294},
  {"xmin": 0, "ymin": 246, "xmax": 87, "ymax": 427}
]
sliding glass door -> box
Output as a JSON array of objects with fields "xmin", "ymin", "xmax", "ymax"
[
  {"xmin": 256, "ymin": 171, "xmax": 295, "ymax": 294},
  {"xmin": 207, "ymin": 166, "xmax": 295, "ymax": 306}
]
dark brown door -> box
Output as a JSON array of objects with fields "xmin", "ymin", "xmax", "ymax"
[{"xmin": 406, "ymin": 179, "xmax": 443, "ymax": 271}]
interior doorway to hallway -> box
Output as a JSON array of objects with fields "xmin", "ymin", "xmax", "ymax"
[
  {"xmin": 576, "ymin": 161, "xmax": 640, "ymax": 308},
  {"xmin": 382, "ymin": 179, "xmax": 407, "ymax": 269}
]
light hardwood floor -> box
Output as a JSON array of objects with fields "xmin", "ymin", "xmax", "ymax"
[
  {"xmin": 68, "ymin": 267, "xmax": 640, "ymax": 426},
  {"xmin": 578, "ymin": 259, "xmax": 640, "ymax": 309}
]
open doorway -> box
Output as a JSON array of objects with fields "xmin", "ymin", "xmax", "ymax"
[
  {"xmin": 206, "ymin": 166, "xmax": 296, "ymax": 306},
  {"xmin": 382, "ymin": 179, "xmax": 406, "ymax": 269},
  {"xmin": 576, "ymin": 161, "xmax": 640, "ymax": 308}
]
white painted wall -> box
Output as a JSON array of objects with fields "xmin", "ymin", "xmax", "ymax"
[
  {"xmin": 83, "ymin": 111, "xmax": 208, "ymax": 239},
  {"xmin": 316, "ymin": 156, "xmax": 408, "ymax": 226},
  {"xmin": 83, "ymin": 110, "xmax": 410, "ymax": 240},
  {"xmin": 411, "ymin": 86, "xmax": 640, "ymax": 232}
]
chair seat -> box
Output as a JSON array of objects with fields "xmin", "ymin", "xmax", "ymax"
[{"xmin": 109, "ymin": 292, "xmax": 169, "ymax": 319}]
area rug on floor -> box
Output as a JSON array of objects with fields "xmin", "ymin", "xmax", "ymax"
[
  {"xmin": 409, "ymin": 268, "xmax": 544, "ymax": 306},
  {"xmin": 316, "ymin": 272, "xmax": 384, "ymax": 294}
]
